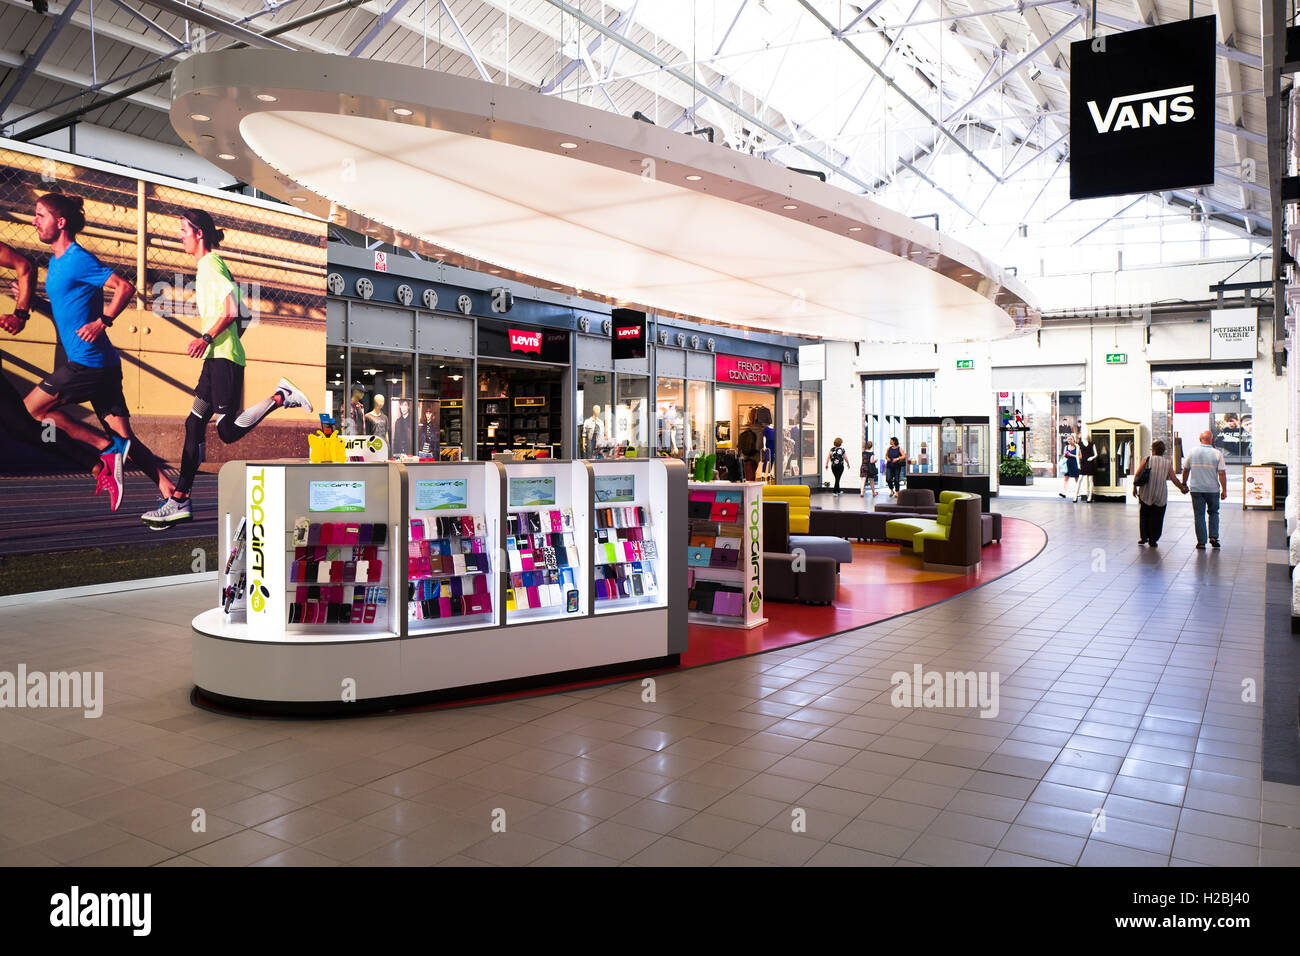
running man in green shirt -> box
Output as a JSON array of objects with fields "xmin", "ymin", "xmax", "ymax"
[{"xmin": 142, "ymin": 208, "xmax": 312, "ymax": 528}]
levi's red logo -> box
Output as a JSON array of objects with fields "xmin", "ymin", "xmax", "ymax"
[
  {"xmin": 509, "ymin": 329, "xmax": 542, "ymax": 354},
  {"xmin": 616, "ymin": 326, "xmax": 641, "ymax": 340}
]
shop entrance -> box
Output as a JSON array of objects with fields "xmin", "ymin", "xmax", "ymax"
[
  {"xmin": 1151, "ymin": 365, "xmax": 1253, "ymax": 471},
  {"xmin": 477, "ymin": 361, "xmax": 565, "ymax": 459},
  {"xmin": 715, "ymin": 386, "xmax": 775, "ymax": 481}
]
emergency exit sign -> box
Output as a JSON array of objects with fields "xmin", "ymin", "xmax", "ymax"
[
  {"xmin": 1106, "ymin": 352, "xmax": 1127, "ymax": 364},
  {"xmin": 956, "ymin": 359, "xmax": 975, "ymax": 370}
]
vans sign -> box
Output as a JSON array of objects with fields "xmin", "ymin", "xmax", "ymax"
[{"xmin": 1069, "ymin": 17, "xmax": 1215, "ymax": 200}]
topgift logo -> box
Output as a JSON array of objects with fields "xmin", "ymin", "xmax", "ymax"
[
  {"xmin": 1087, "ymin": 84, "xmax": 1195, "ymax": 133},
  {"xmin": 509, "ymin": 329, "xmax": 542, "ymax": 354},
  {"xmin": 248, "ymin": 468, "xmax": 269, "ymax": 614}
]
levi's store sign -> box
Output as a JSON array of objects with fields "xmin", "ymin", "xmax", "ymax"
[
  {"xmin": 509, "ymin": 328, "xmax": 542, "ymax": 354},
  {"xmin": 611, "ymin": 308, "xmax": 647, "ymax": 360},
  {"xmin": 716, "ymin": 355, "xmax": 781, "ymax": 388},
  {"xmin": 1069, "ymin": 17, "xmax": 1215, "ymax": 200}
]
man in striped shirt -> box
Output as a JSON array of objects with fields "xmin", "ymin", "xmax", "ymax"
[{"xmin": 1180, "ymin": 429, "xmax": 1227, "ymax": 550}]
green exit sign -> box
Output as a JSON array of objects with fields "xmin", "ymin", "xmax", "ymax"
[
  {"xmin": 593, "ymin": 374, "xmax": 607, "ymax": 383},
  {"xmin": 956, "ymin": 359, "xmax": 975, "ymax": 370},
  {"xmin": 1106, "ymin": 352, "xmax": 1127, "ymax": 364}
]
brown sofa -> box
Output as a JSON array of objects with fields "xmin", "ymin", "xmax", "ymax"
[
  {"xmin": 810, "ymin": 506, "xmax": 1001, "ymax": 545},
  {"xmin": 762, "ymin": 501, "xmax": 838, "ymax": 605},
  {"xmin": 873, "ymin": 489, "xmax": 937, "ymax": 514}
]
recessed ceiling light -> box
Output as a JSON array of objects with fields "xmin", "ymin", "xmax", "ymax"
[
  {"xmin": 434, "ymin": 252, "xmax": 446, "ymax": 257},
  {"xmin": 559, "ymin": 141, "xmax": 579, "ymax": 150},
  {"xmin": 366, "ymin": 227, "xmax": 378, "ymax": 234},
  {"xmin": 848, "ymin": 226, "xmax": 862, "ymax": 232},
  {"xmin": 256, "ymin": 93, "xmax": 278, "ymax": 102},
  {"xmin": 489, "ymin": 269, "xmax": 501, "ymax": 274},
  {"xmin": 783, "ymin": 204, "xmax": 798, "ymax": 210},
  {"xmin": 960, "ymin": 272, "xmax": 973, "ymax": 277},
  {"xmin": 392, "ymin": 107, "xmax": 413, "ymax": 116},
  {"xmin": 685, "ymin": 174, "xmax": 702, "ymax": 181},
  {"xmin": 291, "ymin": 196, "xmax": 308, "ymax": 203},
  {"xmin": 217, "ymin": 153, "xmax": 237, "ymax": 161},
  {"xmin": 190, "ymin": 113, "xmax": 211, "ymax": 122},
  {"xmin": 199, "ymin": 134, "xmax": 215, "ymax": 141}
]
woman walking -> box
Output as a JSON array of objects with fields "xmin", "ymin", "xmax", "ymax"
[
  {"xmin": 884, "ymin": 436, "xmax": 905, "ymax": 497},
  {"xmin": 1060, "ymin": 436, "xmax": 1080, "ymax": 499},
  {"xmin": 1133, "ymin": 439, "xmax": 1184, "ymax": 548},
  {"xmin": 859, "ymin": 440, "xmax": 877, "ymax": 498},
  {"xmin": 826, "ymin": 437, "xmax": 846, "ymax": 496}
]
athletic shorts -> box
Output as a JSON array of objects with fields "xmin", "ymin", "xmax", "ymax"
[
  {"xmin": 38, "ymin": 360, "xmax": 129, "ymax": 420},
  {"xmin": 194, "ymin": 357, "xmax": 245, "ymax": 416}
]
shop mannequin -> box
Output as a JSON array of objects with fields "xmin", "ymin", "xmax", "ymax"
[
  {"xmin": 365, "ymin": 393, "xmax": 389, "ymax": 443},
  {"xmin": 582, "ymin": 405, "xmax": 605, "ymax": 457},
  {"xmin": 1076, "ymin": 431, "xmax": 1099, "ymax": 502},
  {"xmin": 345, "ymin": 386, "xmax": 366, "ymax": 436}
]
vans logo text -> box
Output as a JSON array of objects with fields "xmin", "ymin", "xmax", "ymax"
[{"xmin": 1087, "ymin": 85, "xmax": 1194, "ymax": 133}]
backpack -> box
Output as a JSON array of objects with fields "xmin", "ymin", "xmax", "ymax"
[{"xmin": 830, "ymin": 446, "xmax": 845, "ymax": 466}]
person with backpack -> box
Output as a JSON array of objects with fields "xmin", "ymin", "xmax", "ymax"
[
  {"xmin": 860, "ymin": 439, "xmax": 877, "ymax": 498},
  {"xmin": 826, "ymin": 437, "xmax": 846, "ymax": 496}
]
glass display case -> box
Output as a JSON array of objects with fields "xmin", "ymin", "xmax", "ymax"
[{"xmin": 904, "ymin": 416, "xmax": 991, "ymax": 507}]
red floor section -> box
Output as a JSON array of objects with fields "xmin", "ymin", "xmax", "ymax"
[{"xmin": 681, "ymin": 517, "xmax": 1047, "ymax": 666}]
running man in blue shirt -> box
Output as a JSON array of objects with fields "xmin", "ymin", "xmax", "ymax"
[{"xmin": 16, "ymin": 193, "xmax": 175, "ymax": 505}]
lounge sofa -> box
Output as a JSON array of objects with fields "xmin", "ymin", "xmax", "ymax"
[
  {"xmin": 761, "ymin": 484, "xmax": 811, "ymax": 533},
  {"xmin": 884, "ymin": 491, "xmax": 982, "ymax": 571},
  {"xmin": 810, "ymin": 505, "xmax": 1001, "ymax": 546},
  {"xmin": 762, "ymin": 501, "xmax": 838, "ymax": 605},
  {"xmin": 873, "ymin": 489, "xmax": 937, "ymax": 514}
]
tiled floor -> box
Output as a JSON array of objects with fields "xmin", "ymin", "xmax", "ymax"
[{"xmin": 1, "ymin": 496, "xmax": 1298, "ymax": 866}]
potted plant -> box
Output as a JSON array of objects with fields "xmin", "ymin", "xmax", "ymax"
[{"xmin": 999, "ymin": 454, "xmax": 1034, "ymax": 486}]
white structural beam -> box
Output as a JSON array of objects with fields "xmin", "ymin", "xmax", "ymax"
[
  {"xmin": 1213, "ymin": 0, "xmax": 1251, "ymax": 229},
  {"xmin": 0, "ymin": 49, "xmax": 171, "ymax": 114}
]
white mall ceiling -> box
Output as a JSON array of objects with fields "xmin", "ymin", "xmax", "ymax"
[{"xmin": 173, "ymin": 49, "xmax": 1038, "ymax": 342}]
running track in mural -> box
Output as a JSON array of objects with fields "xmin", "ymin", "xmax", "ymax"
[{"xmin": 194, "ymin": 516, "xmax": 1047, "ymax": 717}]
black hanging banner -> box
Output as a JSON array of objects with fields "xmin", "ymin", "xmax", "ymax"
[
  {"xmin": 611, "ymin": 308, "xmax": 647, "ymax": 360},
  {"xmin": 1069, "ymin": 16, "xmax": 1217, "ymax": 200}
]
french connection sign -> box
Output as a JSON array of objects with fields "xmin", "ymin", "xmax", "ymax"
[{"xmin": 1069, "ymin": 17, "xmax": 1216, "ymax": 200}]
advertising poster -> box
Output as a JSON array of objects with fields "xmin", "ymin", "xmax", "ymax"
[
  {"xmin": 594, "ymin": 474, "xmax": 635, "ymax": 503},
  {"xmin": 509, "ymin": 476, "xmax": 556, "ymax": 507},
  {"xmin": 0, "ymin": 143, "xmax": 327, "ymax": 594},
  {"xmin": 309, "ymin": 481, "xmax": 366, "ymax": 513},
  {"xmin": 1244, "ymin": 466, "xmax": 1273, "ymax": 509},
  {"xmin": 415, "ymin": 478, "xmax": 468, "ymax": 511}
]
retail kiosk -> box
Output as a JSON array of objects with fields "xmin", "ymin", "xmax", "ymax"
[
  {"xmin": 904, "ymin": 416, "xmax": 992, "ymax": 508},
  {"xmin": 685, "ymin": 480, "xmax": 767, "ymax": 629},
  {"xmin": 192, "ymin": 458, "xmax": 687, "ymax": 714}
]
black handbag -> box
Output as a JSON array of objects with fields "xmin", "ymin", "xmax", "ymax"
[{"xmin": 1132, "ymin": 458, "xmax": 1151, "ymax": 489}]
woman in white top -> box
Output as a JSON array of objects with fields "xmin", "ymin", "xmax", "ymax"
[{"xmin": 1133, "ymin": 439, "xmax": 1186, "ymax": 548}]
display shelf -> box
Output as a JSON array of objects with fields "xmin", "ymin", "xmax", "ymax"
[
  {"xmin": 404, "ymin": 461, "xmax": 505, "ymax": 634},
  {"xmin": 1085, "ymin": 417, "xmax": 1141, "ymax": 500},
  {"xmin": 589, "ymin": 460, "xmax": 671, "ymax": 616},
  {"xmin": 685, "ymin": 481, "xmax": 765, "ymax": 629},
  {"xmin": 502, "ymin": 460, "xmax": 591, "ymax": 623}
]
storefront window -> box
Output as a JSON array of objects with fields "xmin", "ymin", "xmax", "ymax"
[
  {"xmin": 655, "ymin": 377, "xmax": 685, "ymax": 458},
  {"xmin": 576, "ymin": 371, "xmax": 613, "ymax": 458},
  {"xmin": 478, "ymin": 364, "xmax": 563, "ymax": 459},
  {"xmin": 782, "ymin": 389, "xmax": 800, "ymax": 476},
  {"xmin": 685, "ymin": 380, "xmax": 712, "ymax": 466},
  {"xmin": 345, "ymin": 347, "xmax": 414, "ymax": 457},
  {"xmin": 325, "ymin": 346, "xmax": 347, "ymax": 425},
  {"xmin": 716, "ymin": 386, "xmax": 775, "ymax": 481},
  {"xmin": 799, "ymin": 392, "xmax": 819, "ymax": 477},
  {"xmin": 614, "ymin": 375, "xmax": 649, "ymax": 457},
  {"xmin": 417, "ymin": 358, "xmax": 469, "ymax": 460}
]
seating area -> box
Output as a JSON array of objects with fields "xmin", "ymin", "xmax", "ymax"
[
  {"xmin": 761, "ymin": 500, "xmax": 838, "ymax": 605},
  {"xmin": 884, "ymin": 491, "xmax": 983, "ymax": 572},
  {"xmin": 809, "ymin": 489, "xmax": 1001, "ymax": 547}
]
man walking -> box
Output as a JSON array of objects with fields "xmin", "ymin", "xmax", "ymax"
[{"xmin": 1181, "ymin": 429, "xmax": 1227, "ymax": 549}]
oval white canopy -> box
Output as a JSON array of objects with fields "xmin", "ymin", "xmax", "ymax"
[{"xmin": 170, "ymin": 50, "xmax": 1038, "ymax": 343}]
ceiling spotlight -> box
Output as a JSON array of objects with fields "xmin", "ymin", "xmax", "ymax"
[
  {"xmin": 190, "ymin": 113, "xmax": 211, "ymax": 122},
  {"xmin": 559, "ymin": 141, "xmax": 579, "ymax": 149},
  {"xmin": 685, "ymin": 174, "xmax": 702, "ymax": 181},
  {"xmin": 392, "ymin": 107, "xmax": 413, "ymax": 116},
  {"xmin": 256, "ymin": 93, "xmax": 278, "ymax": 102},
  {"xmin": 848, "ymin": 226, "xmax": 862, "ymax": 232},
  {"xmin": 434, "ymin": 253, "xmax": 447, "ymax": 258},
  {"xmin": 489, "ymin": 269, "xmax": 501, "ymax": 274},
  {"xmin": 217, "ymin": 153, "xmax": 236, "ymax": 161},
  {"xmin": 291, "ymin": 196, "xmax": 308, "ymax": 203},
  {"xmin": 783, "ymin": 204, "xmax": 798, "ymax": 210},
  {"xmin": 199, "ymin": 134, "xmax": 215, "ymax": 141}
]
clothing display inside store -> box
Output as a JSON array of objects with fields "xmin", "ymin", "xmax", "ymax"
[
  {"xmin": 478, "ymin": 366, "xmax": 563, "ymax": 458},
  {"xmin": 1084, "ymin": 418, "xmax": 1141, "ymax": 500}
]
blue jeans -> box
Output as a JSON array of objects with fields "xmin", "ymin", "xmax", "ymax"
[{"xmin": 1191, "ymin": 491, "xmax": 1220, "ymax": 544}]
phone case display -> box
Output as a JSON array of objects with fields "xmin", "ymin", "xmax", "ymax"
[
  {"xmin": 1085, "ymin": 417, "xmax": 1141, "ymax": 498},
  {"xmin": 589, "ymin": 460, "xmax": 671, "ymax": 615},
  {"xmin": 405, "ymin": 462, "xmax": 503, "ymax": 633},
  {"xmin": 221, "ymin": 516, "xmax": 248, "ymax": 618},
  {"xmin": 503, "ymin": 460, "xmax": 591, "ymax": 622},
  {"xmin": 286, "ymin": 520, "xmax": 390, "ymax": 624},
  {"xmin": 685, "ymin": 481, "xmax": 766, "ymax": 629}
]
